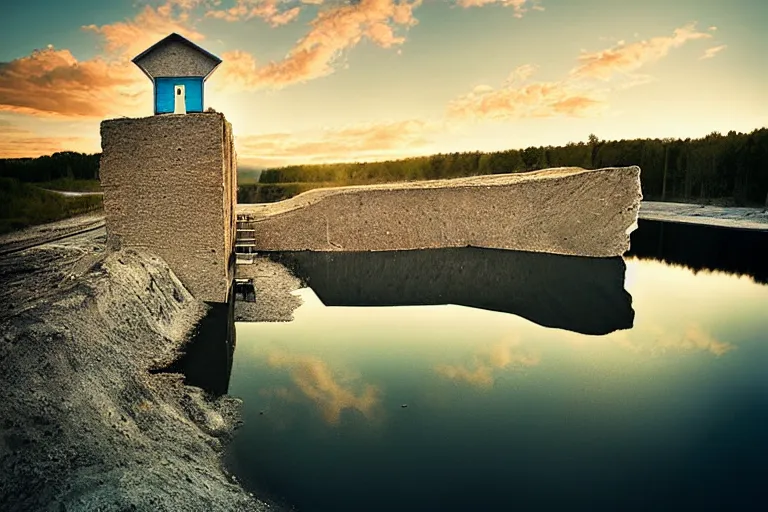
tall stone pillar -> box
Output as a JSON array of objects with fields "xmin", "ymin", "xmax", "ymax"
[{"xmin": 99, "ymin": 112, "xmax": 237, "ymax": 304}]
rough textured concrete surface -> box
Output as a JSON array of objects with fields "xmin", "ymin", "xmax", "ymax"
[
  {"xmin": 0, "ymin": 238, "xmax": 274, "ymax": 511},
  {"xmin": 100, "ymin": 113, "xmax": 236, "ymax": 303},
  {"xmin": 134, "ymin": 40, "xmax": 219, "ymax": 78},
  {"xmin": 237, "ymin": 166, "xmax": 643, "ymax": 257}
]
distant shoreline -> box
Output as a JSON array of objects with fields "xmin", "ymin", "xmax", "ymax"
[{"xmin": 639, "ymin": 201, "xmax": 768, "ymax": 231}]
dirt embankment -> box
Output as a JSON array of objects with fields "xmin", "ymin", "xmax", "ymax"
[{"xmin": 0, "ymin": 234, "xmax": 273, "ymax": 511}]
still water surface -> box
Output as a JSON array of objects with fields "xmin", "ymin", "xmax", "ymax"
[{"xmin": 221, "ymin": 221, "xmax": 768, "ymax": 511}]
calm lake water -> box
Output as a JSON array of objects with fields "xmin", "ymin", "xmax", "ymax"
[{"xmin": 206, "ymin": 220, "xmax": 768, "ymax": 511}]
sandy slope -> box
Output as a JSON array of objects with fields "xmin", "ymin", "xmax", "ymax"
[{"xmin": 0, "ymin": 233, "xmax": 273, "ymax": 512}]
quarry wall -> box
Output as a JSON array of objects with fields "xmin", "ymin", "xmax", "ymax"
[{"xmin": 236, "ymin": 166, "xmax": 643, "ymax": 258}]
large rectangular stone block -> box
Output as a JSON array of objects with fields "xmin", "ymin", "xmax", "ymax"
[
  {"xmin": 100, "ymin": 113, "xmax": 236, "ymax": 303},
  {"xmin": 237, "ymin": 166, "xmax": 642, "ymax": 258}
]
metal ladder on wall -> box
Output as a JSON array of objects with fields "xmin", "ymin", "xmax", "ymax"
[{"xmin": 235, "ymin": 216, "xmax": 257, "ymax": 256}]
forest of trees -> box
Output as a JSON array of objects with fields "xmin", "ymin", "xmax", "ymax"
[
  {"xmin": 1, "ymin": 129, "xmax": 766, "ymax": 207},
  {"xmin": 0, "ymin": 152, "xmax": 101, "ymax": 183},
  {"xmin": 245, "ymin": 128, "xmax": 768, "ymax": 206}
]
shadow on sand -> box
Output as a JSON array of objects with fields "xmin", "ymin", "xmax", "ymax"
[{"xmin": 152, "ymin": 291, "xmax": 236, "ymax": 396}]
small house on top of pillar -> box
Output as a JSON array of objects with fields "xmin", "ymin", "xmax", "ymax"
[{"xmin": 132, "ymin": 33, "xmax": 222, "ymax": 115}]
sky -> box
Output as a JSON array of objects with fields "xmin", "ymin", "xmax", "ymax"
[{"xmin": 0, "ymin": 0, "xmax": 766, "ymax": 167}]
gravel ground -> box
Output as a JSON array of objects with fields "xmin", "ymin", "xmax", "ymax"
[
  {"xmin": 0, "ymin": 214, "xmax": 105, "ymax": 256},
  {"xmin": 0, "ymin": 231, "xmax": 275, "ymax": 512},
  {"xmin": 235, "ymin": 257, "xmax": 304, "ymax": 322},
  {"xmin": 639, "ymin": 201, "xmax": 768, "ymax": 230}
]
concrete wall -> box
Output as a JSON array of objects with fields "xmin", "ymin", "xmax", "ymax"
[{"xmin": 100, "ymin": 113, "xmax": 236, "ymax": 303}]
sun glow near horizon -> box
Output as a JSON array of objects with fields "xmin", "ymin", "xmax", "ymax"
[{"xmin": 0, "ymin": 0, "xmax": 766, "ymax": 166}]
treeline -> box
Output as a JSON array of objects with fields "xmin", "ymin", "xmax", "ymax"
[
  {"xmin": 250, "ymin": 129, "xmax": 768, "ymax": 206},
  {"xmin": 0, "ymin": 152, "xmax": 100, "ymax": 183}
]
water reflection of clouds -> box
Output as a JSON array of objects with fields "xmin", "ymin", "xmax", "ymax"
[
  {"xmin": 265, "ymin": 350, "xmax": 381, "ymax": 425},
  {"xmin": 435, "ymin": 336, "xmax": 540, "ymax": 388},
  {"xmin": 436, "ymin": 322, "xmax": 734, "ymax": 390},
  {"xmin": 559, "ymin": 322, "xmax": 735, "ymax": 358},
  {"xmin": 610, "ymin": 324, "xmax": 735, "ymax": 357}
]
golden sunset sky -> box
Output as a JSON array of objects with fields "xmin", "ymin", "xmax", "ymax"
[{"xmin": 1, "ymin": 0, "xmax": 766, "ymax": 167}]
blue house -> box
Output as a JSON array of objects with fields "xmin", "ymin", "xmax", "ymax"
[{"xmin": 132, "ymin": 33, "xmax": 222, "ymax": 115}]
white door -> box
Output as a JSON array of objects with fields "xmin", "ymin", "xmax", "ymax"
[{"xmin": 174, "ymin": 85, "xmax": 186, "ymax": 114}]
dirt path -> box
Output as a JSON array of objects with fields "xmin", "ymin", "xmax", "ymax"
[{"xmin": 0, "ymin": 214, "xmax": 106, "ymax": 256}]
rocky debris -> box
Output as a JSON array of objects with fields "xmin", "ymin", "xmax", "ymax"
[
  {"xmin": 236, "ymin": 166, "xmax": 643, "ymax": 258},
  {"xmin": 234, "ymin": 258, "xmax": 304, "ymax": 322},
  {"xmin": 0, "ymin": 236, "xmax": 274, "ymax": 511}
]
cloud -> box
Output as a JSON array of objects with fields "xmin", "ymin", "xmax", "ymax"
[
  {"xmin": 571, "ymin": 22, "xmax": 712, "ymax": 81},
  {"xmin": 217, "ymin": 0, "xmax": 422, "ymax": 89},
  {"xmin": 448, "ymin": 23, "xmax": 715, "ymax": 121},
  {"xmin": 206, "ymin": 0, "xmax": 303, "ymax": 26},
  {"xmin": 505, "ymin": 63, "xmax": 538, "ymax": 84},
  {"xmin": 456, "ymin": 0, "xmax": 542, "ymax": 18},
  {"xmin": 447, "ymin": 65, "xmax": 607, "ymax": 121},
  {"xmin": 266, "ymin": 350, "xmax": 381, "ymax": 424},
  {"xmin": 235, "ymin": 118, "xmax": 435, "ymax": 165},
  {"xmin": 0, "ymin": 0, "xmax": 209, "ymax": 118},
  {"xmin": 0, "ymin": 47, "xmax": 146, "ymax": 118},
  {"xmin": 83, "ymin": 0, "xmax": 206, "ymax": 59},
  {"xmin": 435, "ymin": 337, "xmax": 540, "ymax": 388},
  {"xmin": 700, "ymin": 44, "xmax": 727, "ymax": 60},
  {"xmin": 0, "ymin": 0, "xmax": 545, "ymax": 122},
  {"xmin": 610, "ymin": 323, "xmax": 735, "ymax": 357}
]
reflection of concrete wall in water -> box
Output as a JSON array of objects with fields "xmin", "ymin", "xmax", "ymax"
[
  {"xmin": 155, "ymin": 291, "xmax": 236, "ymax": 396},
  {"xmin": 628, "ymin": 220, "xmax": 768, "ymax": 284},
  {"xmin": 100, "ymin": 113, "xmax": 237, "ymax": 303},
  {"xmin": 273, "ymin": 248, "xmax": 634, "ymax": 335}
]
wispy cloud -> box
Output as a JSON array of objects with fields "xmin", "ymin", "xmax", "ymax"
[
  {"xmin": 435, "ymin": 337, "xmax": 540, "ymax": 388},
  {"xmin": 447, "ymin": 65, "xmax": 607, "ymax": 121},
  {"xmin": 0, "ymin": 0, "xmax": 545, "ymax": 121},
  {"xmin": 456, "ymin": 0, "xmax": 543, "ymax": 18},
  {"xmin": 448, "ymin": 23, "xmax": 714, "ymax": 121},
  {"xmin": 571, "ymin": 23, "xmax": 712, "ymax": 81},
  {"xmin": 218, "ymin": 0, "xmax": 422, "ymax": 89},
  {"xmin": 266, "ymin": 350, "xmax": 381, "ymax": 425},
  {"xmin": 83, "ymin": 0, "xmax": 206, "ymax": 58},
  {"xmin": 700, "ymin": 44, "xmax": 727, "ymax": 60},
  {"xmin": 206, "ymin": 0, "xmax": 303, "ymax": 26},
  {"xmin": 0, "ymin": 0, "xmax": 207, "ymax": 118},
  {"xmin": 612, "ymin": 323, "xmax": 735, "ymax": 357},
  {"xmin": 0, "ymin": 48, "xmax": 145, "ymax": 118},
  {"xmin": 236, "ymin": 118, "xmax": 435, "ymax": 166}
]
